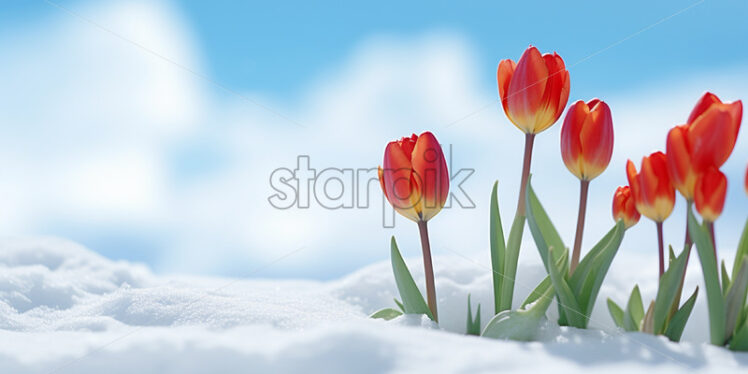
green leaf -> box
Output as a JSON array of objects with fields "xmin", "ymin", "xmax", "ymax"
[
  {"xmin": 547, "ymin": 247, "xmax": 586, "ymax": 328},
  {"xmin": 730, "ymin": 320, "xmax": 748, "ymax": 351},
  {"xmin": 624, "ymin": 285, "xmax": 644, "ymax": 332},
  {"xmin": 390, "ymin": 236, "xmax": 434, "ymax": 320},
  {"xmin": 481, "ymin": 281, "xmax": 554, "ymax": 341},
  {"xmin": 525, "ymin": 178, "xmax": 567, "ymax": 271},
  {"xmin": 521, "ymin": 275, "xmax": 551, "ymax": 309},
  {"xmin": 732, "ymin": 218, "xmax": 748, "ymax": 281},
  {"xmin": 466, "ymin": 294, "xmax": 482, "ymax": 336},
  {"xmin": 641, "ymin": 301, "xmax": 655, "ymax": 334},
  {"xmin": 725, "ymin": 257, "xmax": 748, "ymax": 340},
  {"xmin": 688, "ymin": 211, "xmax": 726, "ymax": 345},
  {"xmin": 499, "ymin": 214, "xmax": 525, "ymax": 312},
  {"xmin": 664, "ymin": 287, "xmax": 698, "ymax": 342},
  {"xmin": 574, "ymin": 221, "xmax": 625, "ymax": 318},
  {"xmin": 489, "ymin": 182, "xmax": 506, "ymax": 314},
  {"xmin": 607, "ymin": 298, "xmax": 624, "ymax": 328},
  {"xmin": 668, "ymin": 245, "xmax": 676, "ymax": 264},
  {"xmin": 370, "ymin": 308, "xmax": 403, "ymax": 320},
  {"xmin": 569, "ymin": 224, "xmax": 619, "ymax": 295},
  {"xmin": 654, "ymin": 245, "xmax": 690, "ymax": 334},
  {"xmin": 722, "ymin": 260, "xmax": 731, "ymax": 295},
  {"xmin": 393, "ymin": 298, "xmax": 405, "ymax": 313}
]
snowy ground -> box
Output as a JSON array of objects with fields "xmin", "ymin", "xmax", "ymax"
[{"xmin": 0, "ymin": 238, "xmax": 747, "ymax": 373}]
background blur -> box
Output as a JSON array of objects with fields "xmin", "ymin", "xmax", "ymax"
[{"xmin": 0, "ymin": 0, "xmax": 746, "ymax": 279}]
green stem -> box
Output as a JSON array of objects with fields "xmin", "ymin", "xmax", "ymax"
[
  {"xmin": 516, "ymin": 133, "xmax": 535, "ymax": 216},
  {"xmin": 657, "ymin": 221, "xmax": 665, "ymax": 279},
  {"xmin": 569, "ymin": 179, "xmax": 590, "ymax": 274},
  {"xmin": 417, "ymin": 220, "xmax": 438, "ymax": 322}
]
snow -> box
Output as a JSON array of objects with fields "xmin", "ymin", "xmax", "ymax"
[{"xmin": 0, "ymin": 238, "xmax": 747, "ymax": 373}]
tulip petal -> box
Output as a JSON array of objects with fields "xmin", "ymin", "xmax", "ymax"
[
  {"xmin": 688, "ymin": 106, "xmax": 737, "ymax": 171},
  {"xmin": 497, "ymin": 59, "xmax": 516, "ymax": 114},
  {"xmin": 505, "ymin": 46, "xmax": 548, "ymax": 132},
  {"xmin": 411, "ymin": 131, "xmax": 449, "ymax": 221},
  {"xmin": 687, "ymin": 92, "xmax": 722, "ymax": 125},
  {"xmin": 382, "ymin": 141, "xmax": 420, "ymax": 221},
  {"xmin": 665, "ymin": 125, "xmax": 696, "ymax": 200}
]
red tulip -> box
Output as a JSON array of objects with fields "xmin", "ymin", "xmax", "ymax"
[
  {"xmin": 379, "ymin": 132, "xmax": 449, "ymax": 222},
  {"xmin": 561, "ymin": 99, "xmax": 614, "ymax": 180},
  {"xmin": 686, "ymin": 92, "xmax": 742, "ymax": 172},
  {"xmin": 694, "ymin": 167, "xmax": 727, "ymax": 222},
  {"xmin": 612, "ymin": 186, "xmax": 640, "ymax": 229},
  {"xmin": 626, "ymin": 152, "xmax": 675, "ymax": 222},
  {"xmin": 666, "ymin": 124, "xmax": 698, "ymax": 200},
  {"xmin": 497, "ymin": 46, "xmax": 570, "ymax": 134}
]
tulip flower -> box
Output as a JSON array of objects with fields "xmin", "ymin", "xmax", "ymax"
[
  {"xmin": 627, "ymin": 152, "xmax": 675, "ymax": 277},
  {"xmin": 560, "ymin": 99, "xmax": 614, "ymax": 272},
  {"xmin": 498, "ymin": 46, "xmax": 570, "ymax": 135},
  {"xmin": 612, "ymin": 186, "xmax": 640, "ymax": 229},
  {"xmin": 492, "ymin": 46, "xmax": 569, "ymax": 311},
  {"xmin": 687, "ymin": 92, "xmax": 742, "ymax": 173},
  {"xmin": 497, "ymin": 46, "xmax": 570, "ymax": 215},
  {"xmin": 379, "ymin": 131, "xmax": 449, "ymax": 321}
]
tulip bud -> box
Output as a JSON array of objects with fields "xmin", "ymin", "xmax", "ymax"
[
  {"xmin": 497, "ymin": 46, "xmax": 570, "ymax": 134},
  {"xmin": 612, "ymin": 186, "xmax": 640, "ymax": 229},
  {"xmin": 379, "ymin": 132, "xmax": 449, "ymax": 222},
  {"xmin": 687, "ymin": 92, "xmax": 742, "ymax": 172},
  {"xmin": 694, "ymin": 167, "xmax": 727, "ymax": 222},
  {"xmin": 626, "ymin": 152, "xmax": 675, "ymax": 222},
  {"xmin": 560, "ymin": 99, "xmax": 614, "ymax": 181}
]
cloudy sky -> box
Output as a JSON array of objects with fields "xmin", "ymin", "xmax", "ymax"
[{"xmin": 0, "ymin": 0, "xmax": 746, "ymax": 279}]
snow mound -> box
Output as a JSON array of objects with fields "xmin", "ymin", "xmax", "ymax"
[{"xmin": 0, "ymin": 237, "xmax": 746, "ymax": 373}]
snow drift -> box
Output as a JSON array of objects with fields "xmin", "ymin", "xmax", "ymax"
[{"xmin": 0, "ymin": 237, "xmax": 746, "ymax": 373}]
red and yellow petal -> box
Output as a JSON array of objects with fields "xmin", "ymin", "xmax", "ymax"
[
  {"xmin": 666, "ymin": 125, "xmax": 697, "ymax": 200},
  {"xmin": 694, "ymin": 167, "xmax": 727, "ymax": 222},
  {"xmin": 411, "ymin": 131, "xmax": 449, "ymax": 221}
]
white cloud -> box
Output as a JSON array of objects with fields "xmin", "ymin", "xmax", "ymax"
[{"xmin": 0, "ymin": 1, "xmax": 745, "ymax": 278}]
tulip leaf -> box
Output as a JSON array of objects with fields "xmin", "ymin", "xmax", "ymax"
[
  {"xmin": 390, "ymin": 236, "xmax": 434, "ymax": 320},
  {"xmin": 688, "ymin": 211, "xmax": 726, "ymax": 345},
  {"xmin": 569, "ymin": 224, "xmax": 619, "ymax": 295},
  {"xmin": 547, "ymin": 247, "xmax": 586, "ymax": 327},
  {"xmin": 393, "ymin": 298, "xmax": 405, "ymax": 313},
  {"xmin": 521, "ymin": 275, "xmax": 551, "ymax": 309},
  {"xmin": 466, "ymin": 294, "xmax": 482, "ymax": 336},
  {"xmin": 732, "ymin": 218, "xmax": 748, "ymax": 281},
  {"xmin": 664, "ymin": 287, "xmax": 698, "ymax": 342},
  {"xmin": 725, "ymin": 257, "xmax": 748, "ymax": 339},
  {"xmin": 499, "ymin": 214, "xmax": 525, "ymax": 311},
  {"xmin": 574, "ymin": 221, "xmax": 625, "ymax": 319},
  {"xmin": 624, "ymin": 285, "xmax": 644, "ymax": 332},
  {"xmin": 489, "ymin": 182, "xmax": 506, "ymax": 314},
  {"xmin": 722, "ymin": 260, "xmax": 731, "ymax": 295},
  {"xmin": 730, "ymin": 320, "xmax": 748, "ymax": 351},
  {"xmin": 654, "ymin": 244, "xmax": 690, "ymax": 334},
  {"xmin": 641, "ymin": 301, "xmax": 655, "ymax": 334},
  {"xmin": 525, "ymin": 178, "xmax": 567, "ymax": 271},
  {"xmin": 481, "ymin": 280, "xmax": 554, "ymax": 341},
  {"xmin": 370, "ymin": 308, "xmax": 403, "ymax": 321},
  {"xmin": 607, "ymin": 298, "xmax": 624, "ymax": 328}
]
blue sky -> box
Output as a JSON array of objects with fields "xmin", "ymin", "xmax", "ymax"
[
  {"xmin": 0, "ymin": 0, "xmax": 746, "ymax": 279},
  {"xmin": 7, "ymin": 1, "xmax": 747, "ymax": 98}
]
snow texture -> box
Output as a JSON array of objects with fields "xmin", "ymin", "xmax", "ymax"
[{"xmin": 0, "ymin": 237, "xmax": 746, "ymax": 373}]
